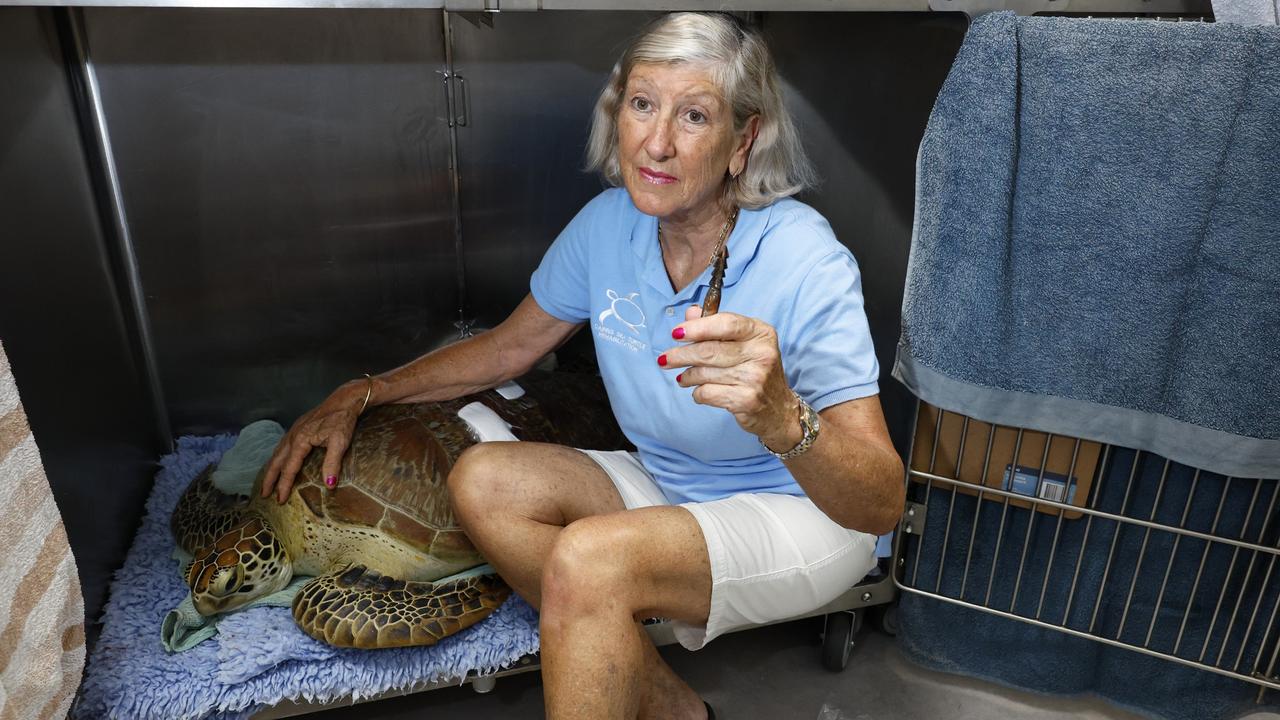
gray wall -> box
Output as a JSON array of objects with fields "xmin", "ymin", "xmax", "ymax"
[{"xmin": 767, "ymin": 11, "xmax": 968, "ymax": 450}]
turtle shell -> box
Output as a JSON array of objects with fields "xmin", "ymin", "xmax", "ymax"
[
  {"xmin": 286, "ymin": 371, "xmax": 630, "ymax": 564},
  {"xmin": 283, "ymin": 403, "xmax": 476, "ymax": 565}
]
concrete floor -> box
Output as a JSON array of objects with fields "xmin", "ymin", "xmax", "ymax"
[{"xmin": 303, "ymin": 615, "xmax": 1157, "ymax": 720}]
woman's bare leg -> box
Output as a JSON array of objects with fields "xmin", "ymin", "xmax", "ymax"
[
  {"xmin": 449, "ymin": 442, "xmax": 624, "ymax": 606},
  {"xmin": 448, "ymin": 443, "xmax": 709, "ymax": 719},
  {"xmin": 537, "ymin": 508, "xmax": 713, "ymax": 720}
]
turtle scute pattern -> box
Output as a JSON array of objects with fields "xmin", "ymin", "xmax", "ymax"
[
  {"xmin": 277, "ymin": 405, "xmax": 486, "ymax": 573},
  {"xmin": 187, "ymin": 517, "xmax": 285, "ymax": 595},
  {"xmin": 289, "ymin": 370, "xmax": 633, "ymax": 561},
  {"xmin": 172, "ymin": 466, "xmax": 251, "ymax": 555},
  {"xmin": 292, "ymin": 565, "xmax": 510, "ymax": 649},
  {"xmin": 176, "ymin": 370, "xmax": 630, "ymax": 649}
]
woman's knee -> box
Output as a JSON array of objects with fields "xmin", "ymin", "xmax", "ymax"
[
  {"xmin": 541, "ymin": 517, "xmax": 641, "ymax": 616},
  {"xmin": 447, "ymin": 442, "xmax": 515, "ymax": 518}
]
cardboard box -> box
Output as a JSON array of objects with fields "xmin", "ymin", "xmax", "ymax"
[{"xmin": 910, "ymin": 403, "xmax": 1102, "ymax": 519}]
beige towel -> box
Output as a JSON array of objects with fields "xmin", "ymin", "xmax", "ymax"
[{"xmin": 0, "ymin": 340, "xmax": 85, "ymax": 720}]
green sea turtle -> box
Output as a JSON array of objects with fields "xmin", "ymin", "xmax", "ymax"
[{"xmin": 170, "ymin": 372, "xmax": 628, "ymax": 649}]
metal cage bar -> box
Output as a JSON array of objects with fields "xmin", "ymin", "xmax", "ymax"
[
  {"xmin": 1034, "ymin": 438, "xmax": 1081, "ymax": 620},
  {"xmin": 895, "ymin": 400, "xmax": 1280, "ymax": 693},
  {"xmin": 1145, "ymin": 469, "xmax": 1200, "ymax": 649},
  {"xmin": 934, "ymin": 416, "xmax": 970, "ymax": 593}
]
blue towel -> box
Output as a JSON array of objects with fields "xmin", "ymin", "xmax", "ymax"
[
  {"xmin": 894, "ymin": 12, "xmax": 1280, "ymax": 478},
  {"xmin": 75, "ymin": 435, "xmax": 540, "ymax": 720}
]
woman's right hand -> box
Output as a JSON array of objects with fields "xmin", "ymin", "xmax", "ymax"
[{"xmin": 260, "ymin": 379, "xmax": 370, "ymax": 504}]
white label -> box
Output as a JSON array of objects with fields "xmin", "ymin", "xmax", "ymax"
[
  {"xmin": 1039, "ymin": 482, "xmax": 1067, "ymax": 503},
  {"xmin": 495, "ymin": 381, "xmax": 525, "ymax": 400}
]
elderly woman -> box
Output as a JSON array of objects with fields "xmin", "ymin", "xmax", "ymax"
[{"xmin": 262, "ymin": 12, "xmax": 903, "ymax": 720}]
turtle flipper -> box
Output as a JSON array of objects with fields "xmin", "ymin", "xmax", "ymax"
[
  {"xmin": 171, "ymin": 464, "xmax": 251, "ymax": 555},
  {"xmin": 292, "ymin": 565, "xmax": 511, "ymax": 649}
]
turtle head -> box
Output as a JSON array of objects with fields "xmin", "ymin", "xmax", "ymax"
[{"xmin": 187, "ymin": 516, "xmax": 293, "ymax": 616}]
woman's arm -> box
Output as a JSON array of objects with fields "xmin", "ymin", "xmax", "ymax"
[
  {"xmin": 261, "ymin": 294, "xmax": 581, "ymax": 502},
  {"xmin": 763, "ymin": 395, "xmax": 904, "ymax": 535},
  {"xmin": 662, "ymin": 308, "xmax": 904, "ymax": 534},
  {"xmin": 370, "ymin": 294, "xmax": 583, "ymax": 405}
]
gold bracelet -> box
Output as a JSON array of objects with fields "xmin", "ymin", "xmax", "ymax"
[{"xmin": 358, "ymin": 373, "xmax": 374, "ymax": 415}]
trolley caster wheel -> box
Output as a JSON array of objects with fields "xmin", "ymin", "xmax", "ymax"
[
  {"xmin": 820, "ymin": 610, "xmax": 859, "ymax": 672},
  {"xmin": 471, "ymin": 675, "xmax": 497, "ymax": 694},
  {"xmin": 870, "ymin": 603, "xmax": 899, "ymax": 637}
]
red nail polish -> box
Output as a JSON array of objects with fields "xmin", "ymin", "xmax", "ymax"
[
  {"xmin": 657, "ymin": 354, "xmax": 668, "ymax": 366},
  {"xmin": 325, "ymin": 475, "xmax": 337, "ymax": 488},
  {"xmin": 672, "ymin": 327, "xmax": 685, "ymax": 340},
  {"xmin": 676, "ymin": 373, "xmax": 684, "ymax": 383}
]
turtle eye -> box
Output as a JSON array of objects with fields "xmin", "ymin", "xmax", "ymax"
[{"xmin": 209, "ymin": 564, "xmax": 245, "ymax": 598}]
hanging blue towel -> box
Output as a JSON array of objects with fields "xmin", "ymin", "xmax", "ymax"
[{"xmin": 894, "ymin": 12, "xmax": 1280, "ymax": 478}]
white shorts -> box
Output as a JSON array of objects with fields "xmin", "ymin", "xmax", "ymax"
[{"xmin": 580, "ymin": 449, "xmax": 878, "ymax": 651}]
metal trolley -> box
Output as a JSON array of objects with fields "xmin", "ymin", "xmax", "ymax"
[
  {"xmin": 254, "ymin": 574, "xmax": 896, "ymax": 718},
  {"xmin": 892, "ymin": 400, "xmax": 1280, "ymax": 701}
]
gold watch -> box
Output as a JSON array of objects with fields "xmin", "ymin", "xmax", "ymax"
[{"xmin": 767, "ymin": 390, "xmax": 820, "ymax": 461}]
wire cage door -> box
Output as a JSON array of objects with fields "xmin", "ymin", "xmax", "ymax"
[{"xmin": 893, "ymin": 400, "xmax": 1280, "ymax": 699}]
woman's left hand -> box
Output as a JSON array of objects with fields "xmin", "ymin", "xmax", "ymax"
[{"xmin": 661, "ymin": 307, "xmax": 800, "ymax": 452}]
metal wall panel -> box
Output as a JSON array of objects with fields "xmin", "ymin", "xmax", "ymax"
[
  {"xmin": 449, "ymin": 10, "xmax": 660, "ymax": 354},
  {"xmin": 85, "ymin": 8, "xmax": 456, "ymax": 433},
  {"xmin": 767, "ymin": 11, "xmax": 968, "ymax": 451},
  {"xmin": 0, "ymin": 7, "xmax": 164, "ymax": 634}
]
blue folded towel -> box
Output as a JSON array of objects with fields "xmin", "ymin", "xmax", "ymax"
[{"xmin": 894, "ymin": 12, "xmax": 1280, "ymax": 478}]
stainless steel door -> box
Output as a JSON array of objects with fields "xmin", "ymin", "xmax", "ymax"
[
  {"xmin": 85, "ymin": 8, "xmax": 457, "ymax": 432},
  {"xmin": 448, "ymin": 10, "xmax": 660, "ymax": 343}
]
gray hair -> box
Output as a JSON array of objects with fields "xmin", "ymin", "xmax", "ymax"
[{"xmin": 585, "ymin": 12, "xmax": 816, "ymax": 210}]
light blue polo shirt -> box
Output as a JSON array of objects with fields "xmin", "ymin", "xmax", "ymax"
[{"xmin": 530, "ymin": 188, "xmax": 879, "ymax": 504}]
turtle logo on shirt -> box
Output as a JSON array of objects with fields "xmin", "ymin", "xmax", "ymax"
[{"xmin": 599, "ymin": 289, "xmax": 646, "ymax": 335}]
